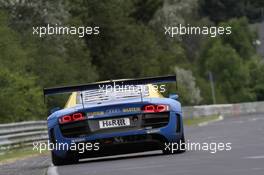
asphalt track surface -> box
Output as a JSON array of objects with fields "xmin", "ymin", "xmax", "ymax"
[
  {"xmin": 1, "ymin": 114, "xmax": 263, "ymax": 175},
  {"xmin": 45, "ymin": 114, "xmax": 264, "ymax": 175}
]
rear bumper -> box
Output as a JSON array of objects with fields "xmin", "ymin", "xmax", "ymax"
[{"xmin": 49, "ymin": 111, "xmax": 183, "ymax": 157}]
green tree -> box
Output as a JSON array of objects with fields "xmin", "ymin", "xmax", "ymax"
[
  {"xmin": 0, "ymin": 11, "xmax": 32, "ymax": 73},
  {"xmin": 247, "ymin": 57, "xmax": 264, "ymax": 101},
  {"xmin": 199, "ymin": 39, "xmax": 254, "ymax": 103},
  {"xmin": 175, "ymin": 67, "xmax": 202, "ymax": 105},
  {"xmin": 69, "ymin": 0, "xmax": 177, "ymax": 79},
  {"xmin": 0, "ymin": 68, "xmax": 45, "ymax": 123},
  {"xmin": 220, "ymin": 18, "xmax": 256, "ymax": 60},
  {"xmin": 0, "ymin": 9, "xmax": 98, "ymax": 119},
  {"xmin": 199, "ymin": 0, "xmax": 264, "ymax": 23},
  {"xmin": 131, "ymin": 0, "xmax": 163, "ymax": 24},
  {"xmin": 0, "ymin": 11, "xmax": 45, "ymax": 123}
]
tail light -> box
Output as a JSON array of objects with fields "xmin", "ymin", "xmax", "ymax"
[
  {"xmin": 72, "ymin": 113, "xmax": 84, "ymax": 121},
  {"xmin": 59, "ymin": 113, "xmax": 85, "ymax": 124},
  {"xmin": 142, "ymin": 104, "xmax": 169, "ymax": 113}
]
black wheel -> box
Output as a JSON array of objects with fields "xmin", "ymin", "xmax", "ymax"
[
  {"xmin": 162, "ymin": 134, "xmax": 186, "ymax": 154},
  {"xmin": 51, "ymin": 151, "xmax": 78, "ymax": 166}
]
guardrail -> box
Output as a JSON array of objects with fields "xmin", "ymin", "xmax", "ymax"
[
  {"xmin": 182, "ymin": 101, "xmax": 264, "ymax": 118},
  {"xmin": 0, "ymin": 121, "xmax": 48, "ymax": 151},
  {"xmin": 0, "ymin": 101, "xmax": 263, "ymax": 150}
]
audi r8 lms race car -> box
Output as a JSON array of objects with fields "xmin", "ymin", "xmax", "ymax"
[{"xmin": 44, "ymin": 75, "xmax": 185, "ymax": 166}]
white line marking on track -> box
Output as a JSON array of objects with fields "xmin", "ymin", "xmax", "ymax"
[
  {"xmin": 245, "ymin": 155, "xmax": 264, "ymax": 159},
  {"xmin": 47, "ymin": 165, "xmax": 59, "ymax": 175},
  {"xmin": 198, "ymin": 115, "xmax": 224, "ymax": 127}
]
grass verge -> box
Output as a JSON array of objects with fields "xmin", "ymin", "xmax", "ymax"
[
  {"xmin": 184, "ymin": 115, "xmax": 220, "ymax": 126},
  {"xmin": 0, "ymin": 147, "xmax": 49, "ymax": 164}
]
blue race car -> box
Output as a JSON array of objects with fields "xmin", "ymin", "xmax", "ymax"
[{"xmin": 44, "ymin": 75, "xmax": 185, "ymax": 166}]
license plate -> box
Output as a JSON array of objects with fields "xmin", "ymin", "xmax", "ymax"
[{"xmin": 99, "ymin": 118, "xmax": 130, "ymax": 129}]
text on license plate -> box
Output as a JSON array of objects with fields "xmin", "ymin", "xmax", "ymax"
[{"xmin": 99, "ymin": 118, "xmax": 130, "ymax": 129}]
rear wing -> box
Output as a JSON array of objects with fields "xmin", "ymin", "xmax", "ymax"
[{"xmin": 43, "ymin": 75, "xmax": 177, "ymax": 96}]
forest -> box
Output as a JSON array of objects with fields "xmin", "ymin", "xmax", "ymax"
[{"xmin": 0, "ymin": 0, "xmax": 264, "ymax": 122}]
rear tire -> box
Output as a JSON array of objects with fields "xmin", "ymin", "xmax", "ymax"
[{"xmin": 51, "ymin": 151, "xmax": 78, "ymax": 166}]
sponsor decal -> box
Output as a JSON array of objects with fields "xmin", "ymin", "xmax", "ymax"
[
  {"xmin": 105, "ymin": 108, "xmax": 122, "ymax": 114},
  {"xmin": 123, "ymin": 107, "xmax": 141, "ymax": 112},
  {"xmin": 87, "ymin": 111, "xmax": 104, "ymax": 116}
]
